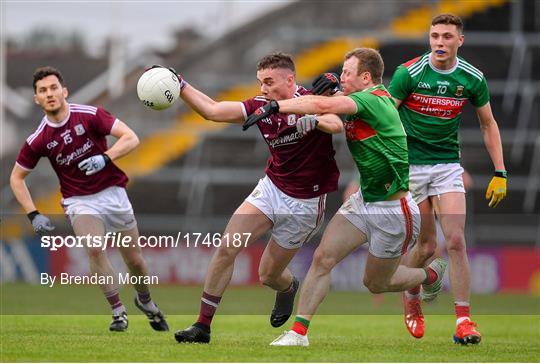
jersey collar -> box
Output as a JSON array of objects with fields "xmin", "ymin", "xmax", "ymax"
[
  {"xmin": 361, "ymin": 84, "xmax": 384, "ymax": 93},
  {"xmin": 428, "ymin": 53, "xmax": 459, "ymax": 74},
  {"xmin": 45, "ymin": 108, "xmax": 71, "ymax": 128}
]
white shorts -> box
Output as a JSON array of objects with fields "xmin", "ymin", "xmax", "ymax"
[
  {"xmin": 62, "ymin": 186, "xmax": 137, "ymax": 233},
  {"xmin": 409, "ymin": 163, "xmax": 465, "ymax": 204},
  {"xmin": 338, "ymin": 191, "xmax": 420, "ymax": 259},
  {"xmin": 245, "ymin": 176, "xmax": 326, "ymax": 249}
]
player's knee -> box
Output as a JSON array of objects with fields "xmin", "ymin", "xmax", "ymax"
[
  {"xmin": 312, "ymin": 249, "xmax": 337, "ymax": 274},
  {"xmin": 87, "ymin": 247, "xmax": 106, "ymax": 261},
  {"xmin": 363, "ymin": 277, "xmax": 386, "ymax": 294},
  {"xmin": 418, "ymin": 240, "xmax": 437, "ymax": 261},
  {"xmin": 125, "ymin": 255, "xmax": 146, "ymax": 272},
  {"xmin": 258, "ymin": 270, "xmax": 279, "ymax": 286},
  {"xmin": 215, "ymin": 246, "xmax": 240, "ymax": 263},
  {"xmin": 445, "ymin": 231, "xmax": 466, "ymax": 253}
]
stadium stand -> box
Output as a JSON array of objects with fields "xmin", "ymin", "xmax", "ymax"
[{"xmin": 2, "ymin": 0, "xmax": 538, "ymax": 248}]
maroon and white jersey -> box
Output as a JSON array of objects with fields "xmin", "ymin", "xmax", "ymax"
[
  {"xmin": 16, "ymin": 103, "xmax": 128, "ymax": 198},
  {"xmin": 241, "ymin": 86, "xmax": 339, "ymax": 199}
]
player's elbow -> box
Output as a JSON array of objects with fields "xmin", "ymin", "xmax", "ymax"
[
  {"xmin": 9, "ymin": 173, "xmax": 18, "ymax": 190},
  {"xmin": 122, "ymin": 129, "xmax": 139, "ymax": 149},
  {"xmin": 479, "ymin": 117, "xmax": 497, "ymax": 132},
  {"xmin": 9, "ymin": 169, "xmax": 24, "ymax": 191},
  {"xmin": 130, "ymin": 132, "xmax": 140, "ymax": 148},
  {"xmin": 203, "ymin": 102, "xmax": 226, "ymax": 122},
  {"xmin": 205, "ymin": 110, "xmax": 224, "ymax": 122},
  {"xmin": 331, "ymin": 122, "xmax": 344, "ymax": 134}
]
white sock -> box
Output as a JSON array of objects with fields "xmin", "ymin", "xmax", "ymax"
[
  {"xmin": 456, "ymin": 316, "xmax": 470, "ymax": 325},
  {"xmin": 112, "ymin": 304, "xmax": 126, "ymax": 317},
  {"xmin": 138, "ymin": 298, "xmax": 159, "ymax": 313}
]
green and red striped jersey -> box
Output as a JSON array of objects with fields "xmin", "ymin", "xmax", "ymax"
[
  {"xmin": 389, "ymin": 53, "xmax": 490, "ymax": 164},
  {"xmin": 345, "ymin": 84, "xmax": 409, "ymax": 202}
]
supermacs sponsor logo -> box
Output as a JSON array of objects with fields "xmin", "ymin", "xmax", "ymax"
[
  {"xmin": 55, "ymin": 138, "xmax": 95, "ymax": 166},
  {"xmin": 267, "ymin": 131, "xmax": 303, "ymax": 148}
]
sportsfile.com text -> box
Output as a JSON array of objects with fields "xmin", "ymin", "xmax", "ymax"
[{"xmin": 40, "ymin": 232, "xmax": 252, "ymax": 251}]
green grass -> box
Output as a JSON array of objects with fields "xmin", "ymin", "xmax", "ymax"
[
  {"xmin": 1, "ymin": 315, "xmax": 539, "ymax": 362},
  {"xmin": 1, "ymin": 284, "xmax": 539, "ymax": 361},
  {"xmin": 2, "ymin": 283, "xmax": 539, "ymax": 315}
]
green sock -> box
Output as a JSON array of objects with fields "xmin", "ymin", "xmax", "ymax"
[{"xmin": 292, "ymin": 316, "xmax": 310, "ymax": 335}]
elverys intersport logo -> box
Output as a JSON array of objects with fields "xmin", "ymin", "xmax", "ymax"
[{"xmin": 403, "ymin": 93, "xmax": 467, "ymax": 119}]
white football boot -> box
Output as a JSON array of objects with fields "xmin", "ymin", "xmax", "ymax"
[{"xmin": 270, "ymin": 330, "xmax": 309, "ymax": 346}]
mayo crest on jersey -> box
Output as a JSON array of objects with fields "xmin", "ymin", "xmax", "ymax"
[
  {"xmin": 241, "ymin": 86, "xmax": 339, "ymax": 199},
  {"xmin": 389, "ymin": 53, "xmax": 490, "ymax": 164},
  {"xmin": 16, "ymin": 103, "xmax": 128, "ymax": 198}
]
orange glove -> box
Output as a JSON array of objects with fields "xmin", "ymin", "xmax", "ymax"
[{"xmin": 485, "ymin": 170, "xmax": 507, "ymax": 208}]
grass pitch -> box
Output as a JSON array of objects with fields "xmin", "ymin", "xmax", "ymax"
[{"xmin": 1, "ymin": 284, "xmax": 539, "ymax": 362}]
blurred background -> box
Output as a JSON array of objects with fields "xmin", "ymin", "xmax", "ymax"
[{"xmin": 1, "ymin": 0, "xmax": 539, "ymax": 302}]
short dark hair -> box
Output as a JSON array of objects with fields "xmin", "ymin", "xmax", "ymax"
[
  {"xmin": 33, "ymin": 66, "xmax": 65, "ymax": 92},
  {"xmin": 432, "ymin": 14, "xmax": 464, "ymax": 33},
  {"xmin": 256, "ymin": 52, "xmax": 295, "ymax": 74},
  {"xmin": 344, "ymin": 48, "xmax": 384, "ymax": 84}
]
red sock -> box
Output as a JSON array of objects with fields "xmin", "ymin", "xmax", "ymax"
[
  {"xmin": 197, "ymin": 291, "xmax": 221, "ymax": 328},
  {"xmin": 455, "ymin": 303, "xmax": 470, "ymax": 320},
  {"xmin": 423, "ymin": 267, "xmax": 438, "ymax": 285},
  {"xmin": 291, "ymin": 316, "xmax": 310, "ymax": 336},
  {"xmin": 407, "ymin": 285, "xmax": 420, "ymax": 297}
]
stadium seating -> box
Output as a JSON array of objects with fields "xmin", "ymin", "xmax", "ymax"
[{"xmin": 3, "ymin": 0, "xmax": 538, "ymax": 247}]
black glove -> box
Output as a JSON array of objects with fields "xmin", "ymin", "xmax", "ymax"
[
  {"xmin": 242, "ymin": 100, "xmax": 280, "ymax": 131},
  {"xmin": 311, "ymin": 72, "xmax": 341, "ymax": 95}
]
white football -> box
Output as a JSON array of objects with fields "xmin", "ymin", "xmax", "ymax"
[{"xmin": 137, "ymin": 67, "xmax": 180, "ymax": 110}]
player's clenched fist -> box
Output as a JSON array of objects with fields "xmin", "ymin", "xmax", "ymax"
[
  {"xmin": 242, "ymin": 100, "xmax": 280, "ymax": 131},
  {"xmin": 485, "ymin": 170, "xmax": 507, "ymax": 208},
  {"xmin": 296, "ymin": 115, "xmax": 319, "ymax": 135},
  {"xmin": 27, "ymin": 210, "xmax": 55, "ymax": 235},
  {"xmin": 78, "ymin": 154, "xmax": 111, "ymax": 175}
]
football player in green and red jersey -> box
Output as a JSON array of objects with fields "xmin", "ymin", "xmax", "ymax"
[
  {"xmin": 388, "ymin": 14, "xmax": 507, "ymax": 345},
  {"xmin": 245, "ymin": 48, "xmax": 448, "ymax": 347}
]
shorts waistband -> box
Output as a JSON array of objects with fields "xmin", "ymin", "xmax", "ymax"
[{"xmin": 367, "ymin": 192, "xmax": 413, "ymax": 208}]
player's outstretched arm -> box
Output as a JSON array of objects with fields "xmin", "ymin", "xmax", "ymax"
[
  {"xmin": 243, "ymin": 96, "xmax": 355, "ymax": 131},
  {"xmin": 180, "ymin": 83, "xmax": 244, "ymax": 124},
  {"xmin": 476, "ymin": 102, "xmax": 507, "ymax": 207},
  {"xmin": 279, "ymin": 95, "xmax": 357, "ymax": 116}
]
